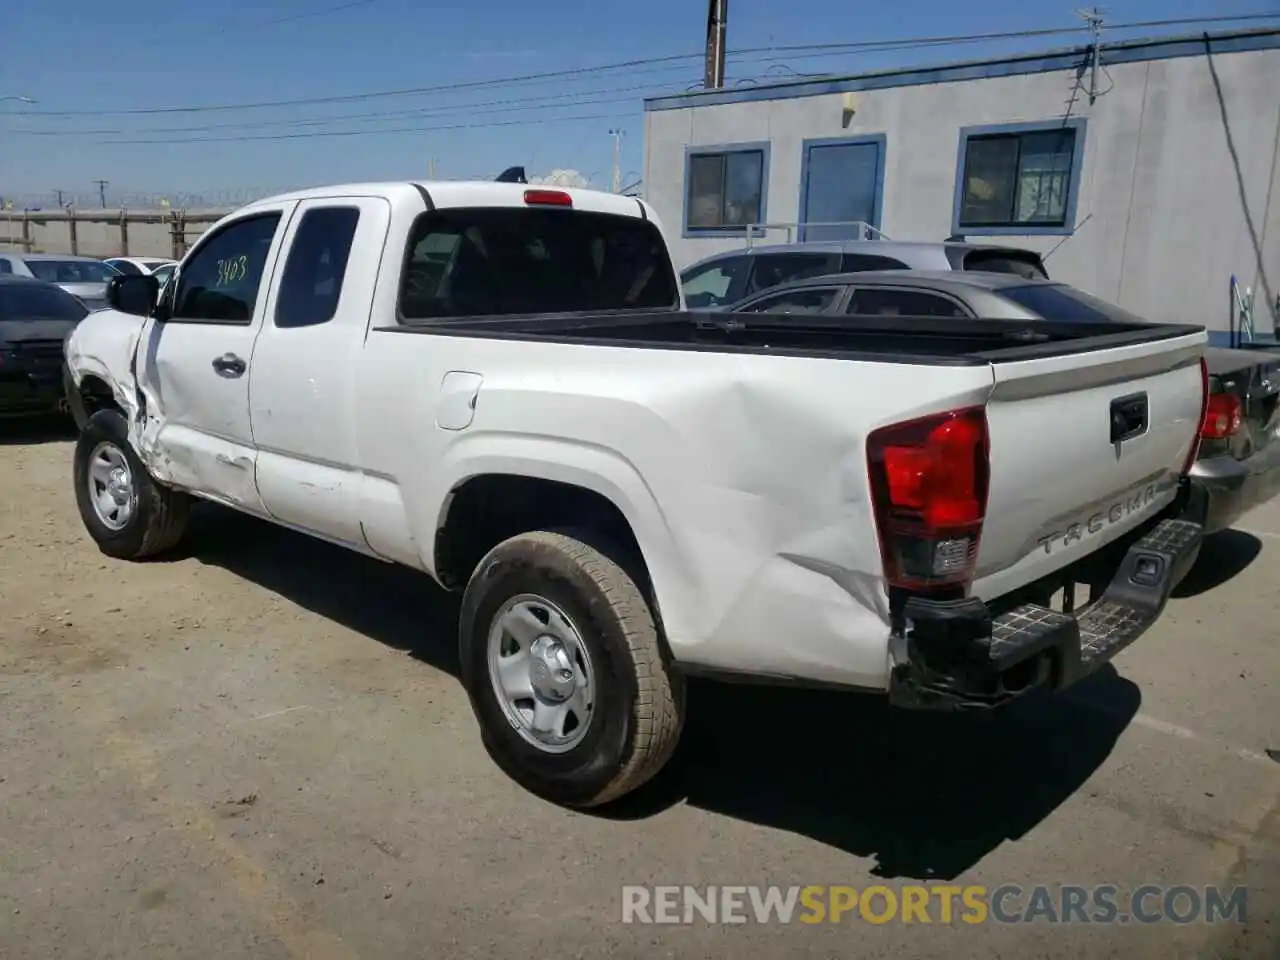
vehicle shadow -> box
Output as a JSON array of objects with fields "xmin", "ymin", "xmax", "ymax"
[
  {"xmin": 603, "ymin": 669, "xmax": 1139, "ymax": 879},
  {"xmin": 177, "ymin": 504, "xmax": 1140, "ymax": 879},
  {"xmin": 1172, "ymin": 528, "xmax": 1263, "ymax": 599},
  {"xmin": 178, "ymin": 503, "xmax": 462, "ymax": 675},
  {"xmin": 0, "ymin": 414, "xmax": 77, "ymax": 446}
]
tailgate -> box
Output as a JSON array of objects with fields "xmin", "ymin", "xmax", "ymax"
[{"xmin": 971, "ymin": 332, "xmax": 1204, "ymax": 601}]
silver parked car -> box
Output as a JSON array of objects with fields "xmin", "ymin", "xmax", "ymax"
[
  {"xmin": 724, "ymin": 268, "xmax": 1129, "ymax": 321},
  {"xmin": 680, "ymin": 239, "xmax": 1048, "ymax": 310},
  {"xmin": 0, "ymin": 253, "xmax": 121, "ymax": 311}
]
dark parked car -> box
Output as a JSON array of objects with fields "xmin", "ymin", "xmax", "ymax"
[
  {"xmin": 0, "ymin": 253, "xmax": 121, "ymax": 312},
  {"xmin": 679, "ymin": 239, "xmax": 1048, "ymax": 310},
  {"xmin": 726, "ymin": 269, "xmax": 1280, "ymax": 533},
  {"xmin": 0, "ymin": 276, "xmax": 90, "ymax": 417},
  {"xmin": 1193, "ymin": 346, "xmax": 1280, "ymax": 533}
]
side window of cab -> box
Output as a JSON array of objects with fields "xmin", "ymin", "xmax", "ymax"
[{"xmin": 169, "ymin": 213, "xmax": 283, "ymax": 323}]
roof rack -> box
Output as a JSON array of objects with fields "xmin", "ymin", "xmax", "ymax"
[{"xmin": 742, "ymin": 220, "xmax": 890, "ymax": 249}]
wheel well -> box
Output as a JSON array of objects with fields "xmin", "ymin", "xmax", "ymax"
[
  {"xmin": 79, "ymin": 375, "xmax": 123, "ymax": 416},
  {"xmin": 434, "ymin": 474, "xmax": 647, "ymax": 592}
]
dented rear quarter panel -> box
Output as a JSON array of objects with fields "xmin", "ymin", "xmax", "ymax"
[{"xmin": 356, "ymin": 330, "xmax": 1000, "ymax": 690}]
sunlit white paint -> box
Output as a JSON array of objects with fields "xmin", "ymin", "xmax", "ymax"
[{"xmin": 65, "ymin": 179, "xmax": 1206, "ymax": 692}]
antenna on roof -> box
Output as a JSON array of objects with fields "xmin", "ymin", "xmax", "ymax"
[
  {"xmin": 1074, "ymin": 6, "xmax": 1105, "ymax": 103},
  {"xmin": 494, "ymin": 166, "xmax": 528, "ymax": 184}
]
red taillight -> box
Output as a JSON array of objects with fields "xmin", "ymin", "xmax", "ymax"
[
  {"xmin": 1201, "ymin": 391, "xmax": 1242, "ymax": 439},
  {"xmin": 1182, "ymin": 357, "xmax": 1210, "ymax": 473},
  {"xmin": 867, "ymin": 406, "xmax": 990, "ymax": 591},
  {"xmin": 523, "ymin": 189, "xmax": 572, "ymax": 207}
]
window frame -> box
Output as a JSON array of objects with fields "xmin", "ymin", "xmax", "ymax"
[
  {"xmin": 844, "ymin": 285, "xmax": 974, "ymax": 319},
  {"xmin": 394, "ymin": 206, "xmax": 682, "ymax": 324},
  {"xmin": 743, "ymin": 250, "xmax": 843, "ymax": 297},
  {"xmin": 839, "ymin": 252, "xmax": 912, "ymax": 273},
  {"xmin": 163, "ymin": 210, "xmax": 286, "ymax": 326},
  {"xmin": 951, "ymin": 118, "xmax": 1087, "ymax": 237},
  {"xmin": 681, "ymin": 141, "xmax": 771, "ymax": 238},
  {"xmin": 273, "ymin": 205, "xmax": 361, "ymax": 329},
  {"xmin": 796, "ymin": 133, "xmax": 887, "ymax": 242},
  {"xmin": 738, "ymin": 285, "xmax": 845, "ymax": 315},
  {"xmin": 680, "ymin": 253, "xmax": 752, "ymax": 309}
]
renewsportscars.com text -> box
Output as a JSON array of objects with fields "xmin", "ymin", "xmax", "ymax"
[{"xmin": 620, "ymin": 884, "xmax": 1248, "ymax": 925}]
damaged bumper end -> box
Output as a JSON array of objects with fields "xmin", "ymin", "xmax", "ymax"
[{"xmin": 889, "ymin": 517, "xmax": 1204, "ymax": 710}]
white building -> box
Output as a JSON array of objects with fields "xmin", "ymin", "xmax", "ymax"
[{"xmin": 641, "ymin": 27, "xmax": 1280, "ymax": 334}]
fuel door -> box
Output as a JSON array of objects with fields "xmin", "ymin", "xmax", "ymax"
[{"xmin": 437, "ymin": 370, "xmax": 483, "ymax": 430}]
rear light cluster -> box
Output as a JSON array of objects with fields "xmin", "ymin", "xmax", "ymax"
[
  {"xmin": 867, "ymin": 406, "xmax": 990, "ymax": 591},
  {"xmin": 1201, "ymin": 392, "xmax": 1242, "ymax": 439}
]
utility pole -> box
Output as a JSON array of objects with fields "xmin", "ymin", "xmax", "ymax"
[
  {"xmin": 93, "ymin": 179, "xmax": 109, "ymax": 208},
  {"xmin": 609, "ymin": 129, "xmax": 624, "ymax": 193},
  {"xmin": 428, "ymin": 157, "xmax": 437, "ymax": 179},
  {"xmin": 704, "ymin": 0, "xmax": 728, "ymax": 89},
  {"xmin": 1075, "ymin": 6, "xmax": 1104, "ymax": 104},
  {"xmin": 54, "ymin": 189, "xmax": 65, "ymax": 206}
]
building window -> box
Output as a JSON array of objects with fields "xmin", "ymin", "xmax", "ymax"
[
  {"xmin": 684, "ymin": 143, "xmax": 768, "ymax": 234},
  {"xmin": 953, "ymin": 119, "xmax": 1086, "ymax": 236}
]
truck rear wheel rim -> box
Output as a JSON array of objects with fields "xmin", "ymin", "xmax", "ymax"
[
  {"xmin": 87, "ymin": 441, "xmax": 137, "ymax": 531},
  {"xmin": 487, "ymin": 593, "xmax": 595, "ymax": 754}
]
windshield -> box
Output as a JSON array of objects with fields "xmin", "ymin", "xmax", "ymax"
[
  {"xmin": 0, "ymin": 283, "xmax": 90, "ymax": 321},
  {"xmin": 399, "ymin": 207, "xmax": 679, "ymax": 320},
  {"xmin": 998, "ymin": 283, "xmax": 1149, "ymax": 324},
  {"xmin": 24, "ymin": 259, "xmax": 119, "ymax": 284}
]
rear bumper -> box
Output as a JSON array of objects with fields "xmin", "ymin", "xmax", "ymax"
[
  {"xmin": 1190, "ymin": 442, "xmax": 1280, "ymax": 534},
  {"xmin": 888, "ymin": 515, "xmax": 1203, "ymax": 710}
]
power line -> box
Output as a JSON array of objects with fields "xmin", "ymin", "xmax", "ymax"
[
  {"xmin": 4, "ymin": 12, "xmax": 1275, "ymax": 119},
  {"xmin": 177, "ymin": 0, "xmax": 385, "ymax": 38},
  {"xmin": 4, "ymin": 81, "xmax": 682, "ymax": 137},
  {"xmin": 2, "ymin": 53, "xmax": 705, "ymax": 118},
  {"xmin": 93, "ymin": 111, "xmax": 622, "ymax": 146}
]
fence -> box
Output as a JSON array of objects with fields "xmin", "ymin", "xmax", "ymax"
[{"xmin": 0, "ymin": 207, "xmax": 233, "ymax": 260}]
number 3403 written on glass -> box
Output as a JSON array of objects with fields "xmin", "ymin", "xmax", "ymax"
[{"xmin": 215, "ymin": 255, "xmax": 248, "ymax": 287}]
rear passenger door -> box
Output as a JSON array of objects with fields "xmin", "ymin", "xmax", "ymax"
[{"xmin": 248, "ymin": 196, "xmax": 392, "ymax": 548}]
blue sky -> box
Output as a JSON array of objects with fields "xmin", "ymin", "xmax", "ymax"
[{"xmin": 1, "ymin": 0, "xmax": 1276, "ymax": 206}]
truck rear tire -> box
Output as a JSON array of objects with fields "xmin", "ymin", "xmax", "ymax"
[
  {"xmin": 73, "ymin": 408, "xmax": 189, "ymax": 560},
  {"xmin": 459, "ymin": 529, "xmax": 685, "ymax": 808}
]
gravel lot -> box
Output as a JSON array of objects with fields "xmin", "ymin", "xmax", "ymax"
[{"xmin": 1, "ymin": 419, "xmax": 1277, "ymax": 959}]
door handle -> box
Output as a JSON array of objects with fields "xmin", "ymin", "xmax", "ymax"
[
  {"xmin": 212, "ymin": 353, "xmax": 247, "ymax": 378},
  {"xmin": 1109, "ymin": 392, "xmax": 1149, "ymax": 444}
]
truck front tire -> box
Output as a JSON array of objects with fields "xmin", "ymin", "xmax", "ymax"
[
  {"xmin": 73, "ymin": 409, "xmax": 189, "ymax": 560},
  {"xmin": 459, "ymin": 530, "xmax": 685, "ymax": 808}
]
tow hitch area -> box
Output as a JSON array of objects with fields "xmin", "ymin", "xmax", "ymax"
[{"xmin": 889, "ymin": 517, "xmax": 1204, "ymax": 710}]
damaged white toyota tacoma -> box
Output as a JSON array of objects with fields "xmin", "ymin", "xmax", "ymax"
[{"xmin": 63, "ymin": 180, "xmax": 1213, "ymax": 807}]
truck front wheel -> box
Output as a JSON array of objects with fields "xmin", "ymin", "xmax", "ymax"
[
  {"xmin": 73, "ymin": 409, "xmax": 189, "ymax": 560},
  {"xmin": 458, "ymin": 530, "xmax": 685, "ymax": 808}
]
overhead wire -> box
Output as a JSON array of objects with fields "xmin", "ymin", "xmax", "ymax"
[{"xmin": 4, "ymin": 11, "xmax": 1277, "ymax": 121}]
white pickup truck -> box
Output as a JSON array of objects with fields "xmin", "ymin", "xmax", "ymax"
[{"xmin": 63, "ymin": 180, "xmax": 1212, "ymax": 808}]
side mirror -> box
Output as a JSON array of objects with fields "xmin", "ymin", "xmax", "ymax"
[{"xmin": 106, "ymin": 274, "xmax": 160, "ymax": 317}]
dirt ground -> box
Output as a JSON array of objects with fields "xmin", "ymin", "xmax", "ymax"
[{"xmin": 1, "ymin": 418, "xmax": 1277, "ymax": 959}]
